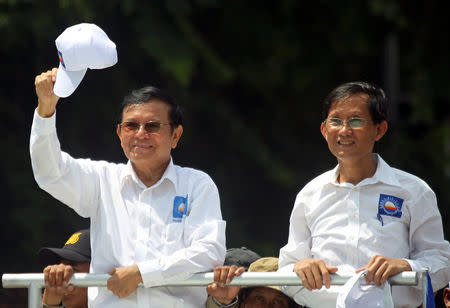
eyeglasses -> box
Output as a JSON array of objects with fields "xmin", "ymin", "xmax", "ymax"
[
  {"xmin": 324, "ymin": 117, "xmax": 372, "ymax": 129},
  {"xmin": 119, "ymin": 121, "xmax": 171, "ymax": 134}
]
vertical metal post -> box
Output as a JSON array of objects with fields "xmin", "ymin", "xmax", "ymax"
[
  {"xmin": 421, "ymin": 268, "xmax": 428, "ymax": 307},
  {"xmin": 28, "ymin": 282, "xmax": 41, "ymax": 308}
]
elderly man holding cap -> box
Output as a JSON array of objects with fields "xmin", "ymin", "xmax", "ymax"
[
  {"xmin": 38, "ymin": 229, "xmax": 91, "ymax": 308},
  {"xmin": 31, "ymin": 23, "xmax": 226, "ymax": 308}
]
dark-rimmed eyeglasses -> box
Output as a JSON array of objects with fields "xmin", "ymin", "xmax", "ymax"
[
  {"xmin": 119, "ymin": 121, "xmax": 171, "ymax": 134},
  {"xmin": 324, "ymin": 117, "xmax": 372, "ymax": 129}
]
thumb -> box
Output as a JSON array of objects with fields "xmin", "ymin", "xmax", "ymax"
[
  {"xmin": 327, "ymin": 266, "xmax": 338, "ymax": 273},
  {"xmin": 355, "ymin": 267, "xmax": 366, "ymax": 273}
]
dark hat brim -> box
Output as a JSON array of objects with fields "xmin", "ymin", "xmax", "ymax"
[{"xmin": 38, "ymin": 247, "xmax": 90, "ymax": 266}]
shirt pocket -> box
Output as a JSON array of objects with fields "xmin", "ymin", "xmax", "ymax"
[{"xmin": 164, "ymin": 220, "xmax": 185, "ymax": 253}]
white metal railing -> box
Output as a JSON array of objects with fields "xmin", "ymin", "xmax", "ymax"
[{"xmin": 2, "ymin": 271, "xmax": 428, "ymax": 308}]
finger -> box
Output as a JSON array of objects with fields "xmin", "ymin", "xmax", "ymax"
[
  {"xmin": 320, "ymin": 263, "xmax": 331, "ymax": 289},
  {"xmin": 295, "ymin": 270, "xmax": 310, "ymax": 290},
  {"xmin": 310, "ymin": 263, "xmax": 323, "ymax": 289},
  {"xmin": 366, "ymin": 256, "xmax": 383, "ymax": 284},
  {"xmin": 219, "ymin": 267, "xmax": 229, "ymax": 286},
  {"xmin": 213, "ymin": 267, "xmax": 221, "ymax": 283},
  {"xmin": 364, "ymin": 260, "xmax": 378, "ymax": 284},
  {"xmin": 48, "ymin": 267, "xmax": 56, "ymax": 287},
  {"xmin": 207, "ymin": 283, "xmax": 217, "ymax": 291},
  {"xmin": 63, "ymin": 265, "xmax": 73, "ymax": 285},
  {"xmin": 375, "ymin": 262, "xmax": 389, "ymax": 285},
  {"xmin": 43, "ymin": 266, "xmax": 50, "ymax": 286},
  {"xmin": 51, "ymin": 68, "xmax": 58, "ymax": 82},
  {"xmin": 226, "ymin": 265, "xmax": 238, "ymax": 284},
  {"xmin": 235, "ymin": 266, "xmax": 245, "ymax": 276},
  {"xmin": 355, "ymin": 267, "xmax": 366, "ymax": 274},
  {"xmin": 303, "ymin": 268, "xmax": 316, "ymax": 290},
  {"xmin": 56, "ymin": 265, "xmax": 66, "ymax": 287}
]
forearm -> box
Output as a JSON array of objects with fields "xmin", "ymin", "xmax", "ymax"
[{"xmin": 42, "ymin": 289, "xmax": 62, "ymax": 306}]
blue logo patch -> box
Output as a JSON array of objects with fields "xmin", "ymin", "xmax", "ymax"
[
  {"xmin": 377, "ymin": 194, "xmax": 404, "ymax": 226},
  {"xmin": 172, "ymin": 195, "xmax": 188, "ymax": 222},
  {"xmin": 58, "ymin": 50, "xmax": 66, "ymax": 68}
]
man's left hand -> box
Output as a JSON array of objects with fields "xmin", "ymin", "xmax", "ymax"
[
  {"xmin": 356, "ymin": 255, "xmax": 411, "ymax": 286},
  {"xmin": 107, "ymin": 264, "xmax": 143, "ymax": 298}
]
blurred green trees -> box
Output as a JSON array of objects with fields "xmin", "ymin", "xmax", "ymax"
[{"xmin": 0, "ymin": 0, "xmax": 448, "ymax": 281}]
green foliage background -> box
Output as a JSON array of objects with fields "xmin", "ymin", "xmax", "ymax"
[{"xmin": 0, "ymin": 0, "xmax": 449, "ymax": 302}]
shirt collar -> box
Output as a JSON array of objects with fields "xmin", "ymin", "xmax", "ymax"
[
  {"xmin": 120, "ymin": 157, "xmax": 178, "ymax": 190},
  {"xmin": 328, "ymin": 154, "xmax": 401, "ymax": 187}
]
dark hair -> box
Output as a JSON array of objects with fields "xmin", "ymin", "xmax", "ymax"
[
  {"xmin": 120, "ymin": 86, "xmax": 183, "ymax": 130},
  {"xmin": 322, "ymin": 81, "xmax": 388, "ymax": 124}
]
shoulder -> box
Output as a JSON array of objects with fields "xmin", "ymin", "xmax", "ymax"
[
  {"xmin": 85, "ymin": 158, "xmax": 126, "ymax": 173},
  {"xmin": 172, "ymin": 164, "xmax": 218, "ymax": 194},
  {"xmin": 299, "ymin": 169, "xmax": 335, "ymax": 195},
  {"xmin": 388, "ymin": 165, "xmax": 434, "ymax": 195},
  {"xmin": 173, "ymin": 164, "xmax": 215, "ymax": 183}
]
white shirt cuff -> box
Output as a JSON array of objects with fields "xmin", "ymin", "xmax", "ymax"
[
  {"xmin": 33, "ymin": 108, "xmax": 56, "ymax": 135},
  {"xmin": 137, "ymin": 260, "xmax": 164, "ymax": 287}
]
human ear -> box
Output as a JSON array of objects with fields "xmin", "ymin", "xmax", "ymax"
[
  {"xmin": 374, "ymin": 120, "xmax": 388, "ymax": 141},
  {"xmin": 171, "ymin": 125, "xmax": 183, "ymax": 149}
]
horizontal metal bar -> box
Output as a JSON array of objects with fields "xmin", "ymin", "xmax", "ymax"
[{"xmin": 2, "ymin": 271, "xmax": 418, "ymax": 288}]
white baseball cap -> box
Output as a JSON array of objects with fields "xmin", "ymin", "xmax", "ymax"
[
  {"xmin": 336, "ymin": 270, "xmax": 394, "ymax": 308},
  {"xmin": 54, "ymin": 23, "xmax": 118, "ymax": 98}
]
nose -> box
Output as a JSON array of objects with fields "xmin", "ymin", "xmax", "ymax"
[
  {"xmin": 339, "ymin": 121, "xmax": 353, "ymax": 135},
  {"xmin": 135, "ymin": 124, "xmax": 149, "ymax": 137}
]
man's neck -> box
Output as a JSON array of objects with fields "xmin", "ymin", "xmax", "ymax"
[
  {"xmin": 337, "ymin": 154, "xmax": 377, "ymax": 185},
  {"xmin": 133, "ymin": 159, "xmax": 170, "ymax": 187}
]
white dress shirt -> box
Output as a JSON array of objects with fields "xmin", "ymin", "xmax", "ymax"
[
  {"xmin": 279, "ymin": 154, "xmax": 450, "ymax": 308},
  {"xmin": 30, "ymin": 110, "xmax": 226, "ymax": 308}
]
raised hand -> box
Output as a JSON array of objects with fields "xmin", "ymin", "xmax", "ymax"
[{"xmin": 34, "ymin": 68, "xmax": 59, "ymax": 117}]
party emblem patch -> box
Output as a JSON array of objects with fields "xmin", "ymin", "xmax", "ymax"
[
  {"xmin": 378, "ymin": 194, "xmax": 404, "ymax": 218},
  {"xmin": 58, "ymin": 50, "xmax": 66, "ymax": 68},
  {"xmin": 173, "ymin": 195, "xmax": 188, "ymax": 222}
]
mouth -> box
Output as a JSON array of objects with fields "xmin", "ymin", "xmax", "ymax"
[
  {"xmin": 338, "ymin": 140, "xmax": 354, "ymax": 145},
  {"xmin": 132, "ymin": 144, "xmax": 153, "ymax": 150}
]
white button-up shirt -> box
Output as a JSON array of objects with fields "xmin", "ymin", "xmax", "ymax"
[
  {"xmin": 279, "ymin": 154, "xmax": 450, "ymax": 308},
  {"xmin": 30, "ymin": 110, "xmax": 226, "ymax": 308}
]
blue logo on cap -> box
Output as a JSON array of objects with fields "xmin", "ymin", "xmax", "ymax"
[
  {"xmin": 173, "ymin": 195, "xmax": 188, "ymax": 222},
  {"xmin": 57, "ymin": 50, "xmax": 66, "ymax": 69}
]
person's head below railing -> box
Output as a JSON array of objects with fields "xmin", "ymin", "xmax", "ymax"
[
  {"xmin": 207, "ymin": 256, "xmax": 302, "ymax": 308},
  {"xmin": 38, "ymin": 229, "xmax": 91, "ymax": 308}
]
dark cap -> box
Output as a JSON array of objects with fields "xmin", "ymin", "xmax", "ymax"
[
  {"xmin": 38, "ymin": 229, "xmax": 91, "ymax": 266},
  {"xmin": 224, "ymin": 247, "xmax": 261, "ymax": 270}
]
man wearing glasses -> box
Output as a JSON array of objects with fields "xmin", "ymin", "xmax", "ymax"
[
  {"xmin": 31, "ymin": 68, "xmax": 226, "ymax": 307},
  {"xmin": 278, "ymin": 81, "xmax": 450, "ymax": 307}
]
